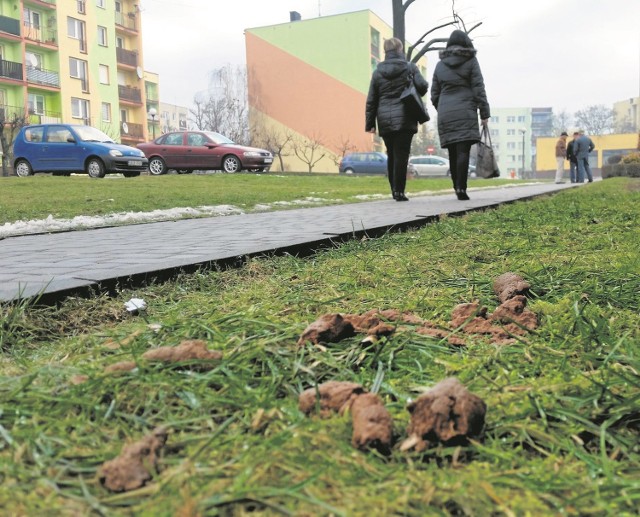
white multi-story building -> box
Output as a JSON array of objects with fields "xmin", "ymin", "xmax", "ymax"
[
  {"xmin": 488, "ymin": 107, "xmax": 553, "ymax": 178},
  {"xmin": 158, "ymin": 102, "xmax": 189, "ymax": 134}
]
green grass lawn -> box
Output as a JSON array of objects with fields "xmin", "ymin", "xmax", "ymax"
[
  {"xmin": 1, "ymin": 178, "xmax": 638, "ymax": 515},
  {"xmin": 0, "ymin": 173, "xmax": 517, "ymax": 224}
]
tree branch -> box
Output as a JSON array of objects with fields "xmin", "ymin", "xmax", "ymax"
[
  {"xmin": 407, "ymin": 20, "xmax": 458, "ymax": 61},
  {"xmin": 411, "ymin": 38, "xmax": 449, "ymax": 63}
]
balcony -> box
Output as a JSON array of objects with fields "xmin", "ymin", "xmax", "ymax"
[
  {"xmin": 116, "ymin": 47, "xmax": 138, "ymax": 67},
  {"xmin": 118, "ymin": 85, "xmax": 142, "ymax": 103},
  {"xmin": 0, "ymin": 59, "xmax": 23, "ymax": 81},
  {"xmin": 23, "ymin": 22, "xmax": 57, "ymax": 45},
  {"xmin": 121, "ymin": 121, "xmax": 144, "ymax": 139},
  {"xmin": 29, "ymin": 109, "xmax": 62, "ymax": 124},
  {"xmin": 26, "ymin": 66, "xmax": 60, "ymax": 88},
  {"xmin": 115, "ymin": 11, "xmax": 138, "ymax": 32},
  {"xmin": 0, "ymin": 104, "xmax": 27, "ymax": 121},
  {"xmin": 24, "ymin": 0, "xmax": 57, "ymax": 8},
  {"xmin": 0, "ymin": 15, "xmax": 21, "ymax": 37}
]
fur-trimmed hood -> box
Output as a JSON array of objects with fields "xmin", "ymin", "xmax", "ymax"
[{"xmin": 438, "ymin": 46, "xmax": 477, "ymax": 68}]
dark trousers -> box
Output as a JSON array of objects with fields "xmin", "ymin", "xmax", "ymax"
[
  {"xmin": 382, "ymin": 131, "xmax": 413, "ymax": 194},
  {"xmin": 569, "ymin": 160, "xmax": 577, "ymax": 183},
  {"xmin": 447, "ymin": 140, "xmax": 473, "ymax": 192}
]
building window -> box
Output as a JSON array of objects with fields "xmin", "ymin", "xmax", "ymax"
[
  {"xmin": 507, "ymin": 116, "xmax": 516, "ymax": 123},
  {"xmin": 507, "ymin": 129, "xmax": 515, "ymax": 136},
  {"xmin": 370, "ymin": 27, "xmax": 380, "ymax": 58},
  {"xmin": 99, "ymin": 64, "xmax": 109, "ymax": 84},
  {"xmin": 69, "ymin": 57, "xmax": 89, "ymax": 92},
  {"xmin": 101, "ymin": 102, "xmax": 111, "ymax": 122},
  {"xmin": 77, "ymin": 0, "xmax": 86, "ymax": 14},
  {"xmin": 507, "ymin": 142, "xmax": 516, "ymax": 149},
  {"xmin": 71, "ymin": 97, "xmax": 90, "ymax": 122},
  {"xmin": 97, "ymin": 26, "xmax": 107, "ymax": 46},
  {"xmin": 120, "ymin": 109, "xmax": 127, "ymax": 122},
  {"xmin": 67, "ymin": 17, "xmax": 86, "ymax": 52},
  {"xmin": 97, "ymin": 0, "xmax": 106, "ymax": 7},
  {"xmin": 509, "ymin": 155, "xmax": 516, "ymax": 162},
  {"xmin": 116, "ymin": 36, "xmax": 124, "ymax": 48},
  {"xmin": 517, "ymin": 115, "xmax": 525, "ymax": 122},
  {"xmin": 490, "ymin": 129, "xmax": 499, "ymax": 137},
  {"xmin": 490, "ymin": 116, "xmax": 499, "ymax": 123},
  {"xmin": 23, "ymin": 8, "xmax": 41, "ymax": 30},
  {"xmin": 28, "ymin": 94, "xmax": 45, "ymax": 115}
]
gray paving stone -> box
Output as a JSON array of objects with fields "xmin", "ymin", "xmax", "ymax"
[{"xmin": 0, "ymin": 183, "xmax": 577, "ymax": 302}]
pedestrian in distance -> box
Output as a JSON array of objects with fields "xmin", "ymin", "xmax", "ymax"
[
  {"xmin": 431, "ymin": 29, "xmax": 490, "ymax": 201},
  {"xmin": 574, "ymin": 130, "xmax": 595, "ymax": 183},
  {"xmin": 366, "ymin": 37, "xmax": 429, "ymax": 201},
  {"xmin": 554, "ymin": 132, "xmax": 568, "ymax": 183},
  {"xmin": 566, "ymin": 131, "xmax": 579, "ymax": 183}
]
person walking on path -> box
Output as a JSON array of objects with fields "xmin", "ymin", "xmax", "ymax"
[
  {"xmin": 574, "ymin": 130, "xmax": 595, "ymax": 183},
  {"xmin": 554, "ymin": 132, "xmax": 568, "ymax": 183},
  {"xmin": 566, "ymin": 131, "xmax": 579, "ymax": 183},
  {"xmin": 366, "ymin": 37, "xmax": 428, "ymax": 201},
  {"xmin": 431, "ymin": 30, "xmax": 490, "ymax": 201}
]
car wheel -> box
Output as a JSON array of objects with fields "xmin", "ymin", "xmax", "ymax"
[
  {"xmin": 148, "ymin": 157, "xmax": 167, "ymax": 175},
  {"xmin": 344, "ymin": 168, "xmax": 354, "ymax": 174},
  {"xmin": 123, "ymin": 171, "xmax": 140, "ymax": 178},
  {"xmin": 15, "ymin": 159, "xmax": 33, "ymax": 177},
  {"xmin": 222, "ymin": 155, "xmax": 241, "ymax": 173},
  {"xmin": 86, "ymin": 158, "xmax": 106, "ymax": 178}
]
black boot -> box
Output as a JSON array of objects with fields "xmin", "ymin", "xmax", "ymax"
[
  {"xmin": 392, "ymin": 191, "xmax": 399, "ymax": 200},
  {"xmin": 396, "ymin": 192, "xmax": 409, "ymax": 201},
  {"xmin": 456, "ymin": 190, "xmax": 470, "ymax": 201}
]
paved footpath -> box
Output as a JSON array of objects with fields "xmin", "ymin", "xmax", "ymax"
[{"xmin": 0, "ymin": 183, "xmax": 576, "ymax": 302}]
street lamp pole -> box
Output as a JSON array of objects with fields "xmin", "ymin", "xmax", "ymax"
[
  {"xmin": 519, "ymin": 128, "xmax": 526, "ymax": 178},
  {"xmin": 148, "ymin": 107, "xmax": 157, "ymax": 140}
]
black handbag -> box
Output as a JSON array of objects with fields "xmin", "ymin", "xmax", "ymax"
[
  {"xmin": 400, "ymin": 68, "xmax": 429, "ymax": 124},
  {"xmin": 476, "ymin": 125, "xmax": 500, "ymax": 178}
]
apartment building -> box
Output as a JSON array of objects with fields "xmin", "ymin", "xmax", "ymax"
[
  {"xmin": 0, "ymin": 0, "xmax": 150, "ymax": 146},
  {"xmin": 613, "ymin": 96, "xmax": 639, "ymax": 132},
  {"xmin": 158, "ymin": 101, "xmax": 189, "ymax": 134},
  {"xmin": 488, "ymin": 107, "xmax": 553, "ymax": 178},
  {"xmin": 246, "ymin": 10, "xmax": 427, "ymax": 172}
]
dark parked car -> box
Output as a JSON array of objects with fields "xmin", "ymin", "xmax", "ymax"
[
  {"xmin": 13, "ymin": 124, "xmax": 148, "ymax": 178},
  {"xmin": 137, "ymin": 131, "xmax": 273, "ymax": 175},
  {"xmin": 339, "ymin": 151, "xmax": 416, "ymax": 177}
]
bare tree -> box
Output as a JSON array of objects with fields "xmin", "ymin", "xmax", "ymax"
[
  {"xmin": 553, "ymin": 110, "xmax": 572, "ymax": 134},
  {"xmin": 574, "ymin": 105, "xmax": 616, "ymax": 135},
  {"xmin": 0, "ymin": 109, "xmax": 28, "ymax": 177},
  {"xmin": 189, "ymin": 64, "xmax": 250, "ymax": 144},
  {"xmin": 250, "ymin": 118, "xmax": 294, "ymax": 172},
  {"xmin": 331, "ymin": 135, "xmax": 358, "ymax": 168},
  {"xmin": 393, "ymin": 0, "xmax": 482, "ymax": 63},
  {"xmin": 293, "ymin": 133, "xmax": 327, "ymax": 173}
]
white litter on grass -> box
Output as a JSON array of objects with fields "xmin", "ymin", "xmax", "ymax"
[{"xmin": 124, "ymin": 298, "xmax": 147, "ymax": 313}]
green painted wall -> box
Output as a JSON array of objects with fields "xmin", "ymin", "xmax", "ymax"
[
  {"xmin": 92, "ymin": 1, "xmax": 121, "ymax": 136},
  {"xmin": 247, "ymin": 10, "xmax": 382, "ymax": 95}
]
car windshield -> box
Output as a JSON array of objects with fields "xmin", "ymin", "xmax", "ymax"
[
  {"xmin": 74, "ymin": 126, "xmax": 114, "ymax": 143},
  {"xmin": 203, "ymin": 131, "xmax": 234, "ymax": 145}
]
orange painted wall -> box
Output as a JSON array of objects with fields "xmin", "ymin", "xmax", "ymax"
[{"xmin": 246, "ymin": 32, "xmax": 374, "ymax": 155}]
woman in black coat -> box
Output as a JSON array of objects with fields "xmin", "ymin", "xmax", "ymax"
[
  {"xmin": 366, "ymin": 38, "xmax": 428, "ymax": 201},
  {"xmin": 431, "ymin": 30, "xmax": 490, "ymax": 200}
]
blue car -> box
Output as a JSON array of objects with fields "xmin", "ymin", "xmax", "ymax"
[
  {"xmin": 13, "ymin": 124, "xmax": 148, "ymax": 178},
  {"xmin": 339, "ymin": 152, "xmax": 388, "ymax": 175}
]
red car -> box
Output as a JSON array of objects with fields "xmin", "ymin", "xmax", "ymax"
[{"xmin": 137, "ymin": 131, "xmax": 273, "ymax": 175}]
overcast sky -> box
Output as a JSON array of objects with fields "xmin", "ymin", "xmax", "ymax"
[{"xmin": 142, "ymin": 0, "xmax": 640, "ymax": 115}]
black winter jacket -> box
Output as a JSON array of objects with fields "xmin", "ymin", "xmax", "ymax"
[
  {"xmin": 431, "ymin": 46, "xmax": 490, "ymax": 147},
  {"xmin": 365, "ymin": 50, "xmax": 429, "ymax": 136}
]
